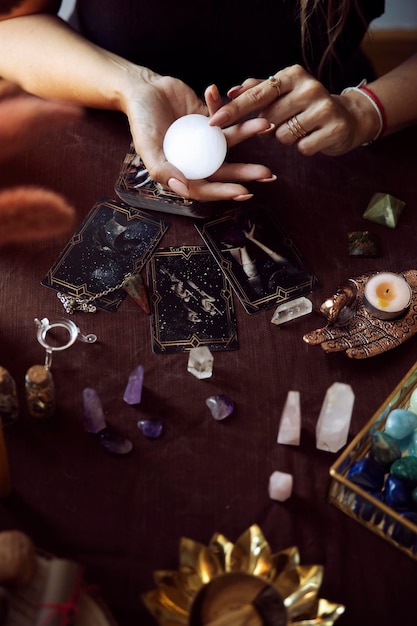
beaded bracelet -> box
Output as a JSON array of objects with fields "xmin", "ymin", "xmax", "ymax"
[{"xmin": 341, "ymin": 79, "xmax": 387, "ymax": 145}]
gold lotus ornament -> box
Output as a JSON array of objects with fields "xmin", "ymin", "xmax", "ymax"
[{"xmin": 142, "ymin": 525, "xmax": 345, "ymax": 626}]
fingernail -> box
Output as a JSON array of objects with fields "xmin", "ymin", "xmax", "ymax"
[
  {"xmin": 258, "ymin": 123, "xmax": 276, "ymax": 135},
  {"xmin": 256, "ymin": 174, "xmax": 277, "ymax": 183},
  {"xmin": 168, "ymin": 177, "xmax": 189, "ymax": 198},
  {"xmin": 211, "ymin": 84, "xmax": 221, "ymax": 102},
  {"xmin": 209, "ymin": 110, "xmax": 231, "ymax": 126},
  {"xmin": 227, "ymin": 85, "xmax": 242, "ymax": 97},
  {"xmin": 233, "ymin": 193, "xmax": 254, "ymax": 202}
]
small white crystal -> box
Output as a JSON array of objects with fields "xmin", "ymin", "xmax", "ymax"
[
  {"xmin": 271, "ymin": 297, "xmax": 312, "ymax": 325},
  {"xmin": 316, "ymin": 382, "xmax": 355, "ymax": 452},
  {"xmin": 187, "ymin": 346, "xmax": 214, "ymax": 379},
  {"xmin": 277, "ymin": 391, "xmax": 301, "ymax": 445},
  {"xmin": 268, "ymin": 471, "xmax": 293, "ymax": 501}
]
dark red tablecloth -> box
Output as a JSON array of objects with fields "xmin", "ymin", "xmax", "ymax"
[{"xmin": 0, "ymin": 108, "xmax": 416, "ymax": 625}]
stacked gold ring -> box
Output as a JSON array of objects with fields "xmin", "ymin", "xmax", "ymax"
[{"xmin": 286, "ymin": 115, "xmax": 308, "ymax": 139}]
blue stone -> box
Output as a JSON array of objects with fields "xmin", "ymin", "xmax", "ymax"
[
  {"xmin": 385, "ymin": 408, "xmax": 417, "ymax": 440},
  {"xmin": 353, "ymin": 490, "xmax": 383, "ymax": 523},
  {"xmin": 138, "ymin": 419, "xmax": 163, "ymax": 438},
  {"xmin": 407, "ymin": 431, "xmax": 417, "ymax": 456},
  {"xmin": 347, "ymin": 457, "xmax": 386, "ymax": 491},
  {"xmin": 384, "ymin": 475, "xmax": 412, "ymax": 511},
  {"xmin": 391, "ymin": 512, "xmax": 417, "ymax": 549},
  {"xmin": 370, "ymin": 431, "xmax": 401, "ymax": 467},
  {"xmin": 206, "ymin": 394, "xmax": 234, "ymax": 421}
]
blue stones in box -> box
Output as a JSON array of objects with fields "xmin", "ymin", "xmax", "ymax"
[
  {"xmin": 384, "ymin": 408, "xmax": 417, "ymax": 441},
  {"xmin": 347, "ymin": 457, "xmax": 386, "ymax": 491},
  {"xmin": 370, "ymin": 431, "xmax": 401, "ymax": 467},
  {"xmin": 384, "ymin": 475, "xmax": 413, "ymax": 511}
]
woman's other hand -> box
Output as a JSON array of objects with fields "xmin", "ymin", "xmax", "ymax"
[{"xmin": 209, "ymin": 65, "xmax": 381, "ymax": 157}]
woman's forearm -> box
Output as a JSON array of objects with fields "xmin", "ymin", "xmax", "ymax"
[
  {"xmin": 0, "ymin": 13, "xmax": 153, "ymax": 112},
  {"xmin": 340, "ymin": 53, "xmax": 417, "ymax": 139}
]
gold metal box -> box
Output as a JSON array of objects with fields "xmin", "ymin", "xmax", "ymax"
[{"xmin": 329, "ymin": 362, "xmax": 417, "ymax": 559}]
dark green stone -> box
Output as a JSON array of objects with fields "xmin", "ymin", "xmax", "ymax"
[
  {"xmin": 370, "ymin": 431, "xmax": 402, "ymax": 466},
  {"xmin": 390, "ymin": 457, "xmax": 417, "ymax": 485}
]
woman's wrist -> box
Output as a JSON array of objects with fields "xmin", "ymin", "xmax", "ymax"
[{"xmin": 340, "ymin": 80, "xmax": 386, "ymax": 146}]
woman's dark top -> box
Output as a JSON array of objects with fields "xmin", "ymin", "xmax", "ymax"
[{"xmin": 74, "ymin": 0, "xmax": 384, "ymax": 95}]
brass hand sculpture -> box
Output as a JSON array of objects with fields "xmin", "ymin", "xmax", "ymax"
[{"xmin": 303, "ymin": 270, "xmax": 417, "ymax": 359}]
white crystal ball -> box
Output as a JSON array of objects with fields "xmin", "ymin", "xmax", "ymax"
[{"xmin": 163, "ymin": 114, "xmax": 227, "ymax": 180}]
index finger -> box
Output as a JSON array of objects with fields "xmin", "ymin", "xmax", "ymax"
[{"xmin": 209, "ymin": 74, "xmax": 283, "ymax": 128}]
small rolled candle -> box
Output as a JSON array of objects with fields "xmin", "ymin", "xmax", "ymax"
[{"xmin": 363, "ymin": 272, "xmax": 412, "ymax": 320}]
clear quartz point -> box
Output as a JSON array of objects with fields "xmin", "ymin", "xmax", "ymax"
[
  {"xmin": 277, "ymin": 391, "xmax": 301, "ymax": 445},
  {"xmin": 316, "ymin": 382, "xmax": 355, "ymax": 452},
  {"xmin": 271, "ymin": 297, "xmax": 312, "ymax": 325},
  {"xmin": 187, "ymin": 347, "xmax": 213, "ymax": 379}
]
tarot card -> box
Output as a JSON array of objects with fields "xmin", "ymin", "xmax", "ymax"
[
  {"xmin": 41, "ymin": 197, "xmax": 169, "ymax": 312},
  {"xmin": 147, "ymin": 246, "xmax": 238, "ymax": 353},
  {"xmin": 115, "ymin": 143, "xmax": 213, "ymax": 219},
  {"xmin": 195, "ymin": 201, "xmax": 320, "ymax": 314}
]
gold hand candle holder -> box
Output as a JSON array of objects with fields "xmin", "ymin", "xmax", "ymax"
[{"xmin": 303, "ymin": 270, "xmax": 417, "ymax": 359}]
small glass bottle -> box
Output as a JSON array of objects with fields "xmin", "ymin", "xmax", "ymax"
[
  {"xmin": 25, "ymin": 365, "xmax": 55, "ymax": 419},
  {"xmin": 0, "ymin": 366, "xmax": 19, "ymax": 427}
]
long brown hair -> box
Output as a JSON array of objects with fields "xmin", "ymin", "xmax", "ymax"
[{"xmin": 300, "ymin": 0, "xmax": 364, "ymax": 77}]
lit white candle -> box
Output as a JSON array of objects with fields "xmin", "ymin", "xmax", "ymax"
[
  {"xmin": 363, "ymin": 272, "xmax": 412, "ymax": 320},
  {"xmin": 163, "ymin": 114, "xmax": 227, "ymax": 180}
]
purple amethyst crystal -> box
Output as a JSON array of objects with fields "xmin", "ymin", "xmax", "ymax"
[
  {"xmin": 205, "ymin": 394, "xmax": 234, "ymax": 421},
  {"xmin": 98, "ymin": 429, "xmax": 133, "ymax": 455},
  {"xmin": 82, "ymin": 387, "xmax": 107, "ymax": 433},
  {"xmin": 137, "ymin": 419, "xmax": 163, "ymax": 439},
  {"xmin": 123, "ymin": 365, "xmax": 144, "ymax": 405}
]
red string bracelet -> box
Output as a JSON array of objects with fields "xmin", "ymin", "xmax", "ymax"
[{"xmin": 341, "ymin": 79, "xmax": 387, "ymax": 145}]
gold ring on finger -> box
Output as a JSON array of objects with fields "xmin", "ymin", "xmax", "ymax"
[
  {"xmin": 267, "ymin": 75, "xmax": 281, "ymax": 97},
  {"xmin": 286, "ymin": 115, "xmax": 308, "ymax": 139}
]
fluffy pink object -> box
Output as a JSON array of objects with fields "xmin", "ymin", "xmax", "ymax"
[{"xmin": 0, "ymin": 186, "xmax": 75, "ymax": 246}]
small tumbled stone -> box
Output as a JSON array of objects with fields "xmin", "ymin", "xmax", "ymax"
[
  {"xmin": 384, "ymin": 475, "xmax": 413, "ymax": 511},
  {"xmin": 390, "ymin": 456, "xmax": 417, "ymax": 486},
  {"xmin": 407, "ymin": 431, "xmax": 417, "ymax": 456},
  {"xmin": 138, "ymin": 419, "xmax": 163, "ymax": 438},
  {"xmin": 98, "ymin": 429, "xmax": 133, "ymax": 455},
  {"xmin": 187, "ymin": 347, "xmax": 213, "ymax": 380},
  {"xmin": 370, "ymin": 431, "xmax": 402, "ymax": 466},
  {"xmin": 347, "ymin": 231, "xmax": 379, "ymax": 257},
  {"xmin": 206, "ymin": 394, "xmax": 234, "ymax": 421},
  {"xmin": 384, "ymin": 408, "xmax": 417, "ymax": 440},
  {"xmin": 82, "ymin": 387, "xmax": 107, "ymax": 433},
  {"xmin": 347, "ymin": 457, "xmax": 386, "ymax": 491},
  {"xmin": 268, "ymin": 470, "xmax": 293, "ymax": 501},
  {"xmin": 123, "ymin": 365, "xmax": 144, "ymax": 405}
]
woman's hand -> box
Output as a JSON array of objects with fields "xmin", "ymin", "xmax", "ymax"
[
  {"xmin": 209, "ymin": 65, "xmax": 381, "ymax": 157},
  {"xmin": 124, "ymin": 74, "xmax": 275, "ymax": 202}
]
